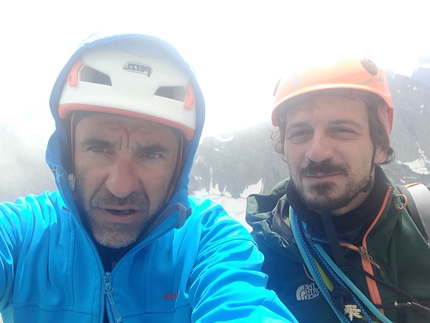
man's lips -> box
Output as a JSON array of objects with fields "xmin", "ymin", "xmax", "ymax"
[
  {"xmin": 104, "ymin": 208, "xmax": 138, "ymax": 215},
  {"xmin": 302, "ymin": 172, "xmax": 343, "ymax": 182},
  {"xmin": 95, "ymin": 207, "xmax": 141, "ymax": 223},
  {"xmin": 305, "ymin": 172, "xmax": 342, "ymax": 178}
]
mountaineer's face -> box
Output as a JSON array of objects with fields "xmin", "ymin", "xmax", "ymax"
[
  {"xmin": 74, "ymin": 114, "xmax": 179, "ymax": 248},
  {"xmin": 283, "ymin": 95, "xmax": 387, "ymax": 215}
]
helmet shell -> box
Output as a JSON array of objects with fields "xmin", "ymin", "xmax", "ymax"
[
  {"xmin": 272, "ymin": 58, "xmax": 394, "ymax": 135},
  {"xmin": 58, "ymin": 37, "xmax": 197, "ymax": 140}
]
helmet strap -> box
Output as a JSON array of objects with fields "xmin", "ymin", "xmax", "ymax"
[
  {"xmin": 361, "ymin": 145, "xmax": 377, "ymax": 193},
  {"xmin": 70, "ymin": 111, "xmax": 76, "ymax": 172},
  {"xmin": 67, "ymin": 111, "xmax": 77, "ymax": 192},
  {"xmin": 164, "ymin": 134, "xmax": 184, "ymax": 205}
]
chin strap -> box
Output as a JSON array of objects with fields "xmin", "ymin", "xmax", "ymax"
[
  {"xmin": 68, "ymin": 173, "xmax": 76, "ymax": 191},
  {"xmin": 320, "ymin": 212, "xmax": 349, "ymax": 269},
  {"xmin": 362, "ymin": 176, "xmax": 374, "ymax": 193}
]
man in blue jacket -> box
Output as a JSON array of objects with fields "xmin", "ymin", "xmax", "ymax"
[{"xmin": 0, "ymin": 34, "xmax": 297, "ymax": 323}]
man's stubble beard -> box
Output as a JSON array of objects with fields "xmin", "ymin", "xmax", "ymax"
[
  {"xmin": 288, "ymin": 160, "xmax": 370, "ymax": 213},
  {"xmin": 75, "ymin": 185, "xmax": 162, "ymax": 249}
]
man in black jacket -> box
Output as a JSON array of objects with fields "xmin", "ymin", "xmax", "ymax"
[{"xmin": 247, "ymin": 58, "xmax": 430, "ymax": 322}]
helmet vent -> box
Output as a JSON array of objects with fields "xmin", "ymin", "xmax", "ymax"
[
  {"xmin": 155, "ymin": 86, "xmax": 186, "ymax": 102},
  {"xmin": 80, "ymin": 65, "xmax": 112, "ymax": 86}
]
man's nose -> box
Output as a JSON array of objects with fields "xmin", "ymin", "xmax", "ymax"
[
  {"xmin": 105, "ymin": 154, "xmax": 140, "ymax": 199},
  {"xmin": 305, "ymin": 132, "xmax": 334, "ymax": 163}
]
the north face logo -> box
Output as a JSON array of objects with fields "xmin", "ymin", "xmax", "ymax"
[{"xmin": 296, "ymin": 283, "xmax": 320, "ymax": 301}]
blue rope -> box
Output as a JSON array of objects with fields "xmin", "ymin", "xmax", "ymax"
[
  {"xmin": 291, "ymin": 206, "xmax": 393, "ymax": 323},
  {"xmin": 310, "ymin": 241, "xmax": 375, "ymax": 323},
  {"xmin": 290, "ymin": 208, "xmax": 351, "ymax": 323},
  {"xmin": 314, "ymin": 244, "xmax": 393, "ymax": 323}
]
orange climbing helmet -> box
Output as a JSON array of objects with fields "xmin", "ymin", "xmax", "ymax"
[{"xmin": 272, "ymin": 58, "xmax": 394, "ymax": 136}]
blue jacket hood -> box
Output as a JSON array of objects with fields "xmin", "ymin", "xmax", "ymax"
[{"xmin": 46, "ymin": 33, "xmax": 205, "ymax": 216}]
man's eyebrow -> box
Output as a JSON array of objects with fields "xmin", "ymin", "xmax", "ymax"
[
  {"xmin": 285, "ymin": 121, "xmax": 311, "ymax": 132},
  {"xmin": 286, "ymin": 119, "xmax": 364, "ymax": 130},
  {"xmin": 133, "ymin": 143, "xmax": 170, "ymax": 153},
  {"xmin": 329, "ymin": 119, "xmax": 364, "ymax": 129},
  {"xmin": 80, "ymin": 138, "xmax": 115, "ymax": 148}
]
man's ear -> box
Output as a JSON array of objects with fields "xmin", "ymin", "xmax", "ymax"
[{"xmin": 373, "ymin": 146, "xmax": 388, "ymax": 164}]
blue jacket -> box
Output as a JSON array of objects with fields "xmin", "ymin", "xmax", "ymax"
[{"xmin": 0, "ymin": 34, "xmax": 297, "ymax": 323}]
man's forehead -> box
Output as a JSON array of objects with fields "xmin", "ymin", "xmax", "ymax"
[{"xmin": 75, "ymin": 112, "xmax": 174, "ymax": 135}]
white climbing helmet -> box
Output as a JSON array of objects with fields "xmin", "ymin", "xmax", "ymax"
[{"xmin": 58, "ymin": 37, "xmax": 197, "ymax": 140}]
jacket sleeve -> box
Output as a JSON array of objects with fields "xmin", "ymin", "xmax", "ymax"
[
  {"xmin": 0, "ymin": 201, "xmax": 19, "ymax": 310},
  {"xmin": 0, "ymin": 192, "xmax": 67, "ymax": 312},
  {"xmin": 186, "ymin": 197, "xmax": 297, "ymax": 323}
]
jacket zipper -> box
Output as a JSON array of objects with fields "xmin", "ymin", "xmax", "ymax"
[
  {"xmin": 104, "ymin": 272, "xmax": 123, "ymax": 323},
  {"xmin": 60, "ymin": 182, "xmax": 182, "ymax": 323},
  {"xmin": 99, "ymin": 213, "xmax": 179, "ymax": 323},
  {"xmin": 358, "ymin": 246, "xmax": 380, "ymax": 268},
  {"xmin": 340, "ymin": 186, "xmax": 393, "ymax": 315}
]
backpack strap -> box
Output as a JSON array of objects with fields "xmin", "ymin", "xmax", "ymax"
[{"xmin": 397, "ymin": 183, "xmax": 430, "ymax": 243}]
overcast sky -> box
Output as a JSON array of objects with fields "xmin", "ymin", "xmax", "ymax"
[{"xmin": 1, "ymin": 0, "xmax": 429, "ymax": 148}]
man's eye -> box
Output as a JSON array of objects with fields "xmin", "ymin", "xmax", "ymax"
[
  {"xmin": 287, "ymin": 130, "xmax": 310, "ymax": 139},
  {"xmin": 333, "ymin": 128, "xmax": 355, "ymax": 134},
  {"xmin": 143, "ymin": 152, "xmax": 162, "ymax": 159},
  {"xmin": 89, "ymin": 147, "xmax": 109, "ymax": 153}
]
